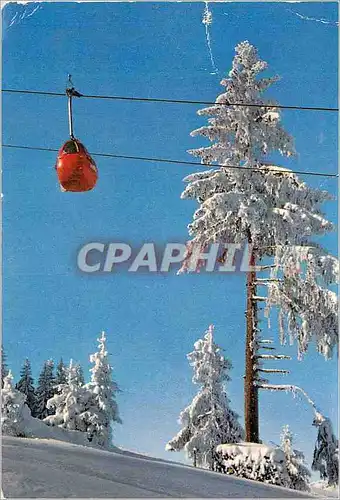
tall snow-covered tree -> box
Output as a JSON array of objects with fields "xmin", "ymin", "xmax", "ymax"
[
  {"xmin": 1, "ymin": 371, "xmax": 27, "ymax": 437},
  {"xmin": 16, "ymin": 358, "xmax": 36, "ymax": 415},
  {"xmin": 166, "ymin": 325, "xmax": 244, "ymax": 469},
  {"xmin": 55, "ymin": 358, "xmax": 68, "ymax": 386},
  {"xmin": 312, "ymin": 413, "xmax": 338, "ymax": 486},
  {"xmin": 44, "ymin": 360, "xmax": 90, "ymax": 431},
  {"xmin": 280, "ymin": 425, "xmax": 310, "ymax": 491},
  {"xmin": 79, "ymin": 332, "xmax": 121, "ymax": 447},
  {"xmin": 35, "ymin": 359, "xmax": 55, "ymax": 419},
  {"xmin": 180, "ymin": 40, "xmax": 337, "ymax": 442},
  {"xmin": 180, "ymin": 40, "xmax": 337, "ymax": 359},
  {"xmin": 1, "ymin": 346, "xmax": 9, "ymax": 388}
]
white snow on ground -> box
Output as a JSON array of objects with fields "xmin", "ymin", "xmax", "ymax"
[
  {"xmin": 2, "ymin": 436, "xmax": 312, "ymax": 498},
  {"xmin": 5, "ymin": 402, "xmax": 185, "ymax": 463},
  {"xmin": 310, "ymin": 482, "xmax": 339, "ymax": 498},
  {"xmin": 13, "ymin": 405, "xmax": 185, "ymax": 461},
  {"xmin": 17, "ymin": 404, "xmax": 99, "ymax": 448}
]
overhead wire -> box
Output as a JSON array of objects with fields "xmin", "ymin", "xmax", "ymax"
[
  {"xmin": 3, "ymin": 88, "xmax": 338, "ymax": 178},
  {"xmin": 2, "ymin": 144, "xmax": 338, "ymax": 178},
  {"xmin": 2, "ymin": 88, "xmax": 339, "ymax": 112}
]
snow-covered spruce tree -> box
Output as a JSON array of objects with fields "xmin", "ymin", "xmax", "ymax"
[
  {"xmin": 166, "ymin": 325, "xmax": 244, "ymax": 469},
  {"xmin": 180, "ymin": 40, "xmax": 337, "ymax": 359},
  {"xmin": 35, "ymin": 359, "xmax": 55, "ymax": 419},
  {"xmin": 79, "ymin": 332, "xmax": 121, "ymax": 448},
  {"xmin": 1, "ymin": 371, "xmax": 27, "ymax": 437},
  {"xmin": 55, "ymin": 358, "xmax": 68, "ymax": 386},
  {"xmin": 312, "ymin": 413, "xmax": 339, "ymax": 486},
  {"xmin": 1, "ymin": 346, "xmax": 9, "ymax": 388},
  {"xmin": 280, "ymin": 425, "xmax": 311, "ymax": 491},
  {"xmin": 16, "ymin": 358, "xmax": 36, "ymax": 416},
  {"xmin": 74, "ymin": 363, "xmax": 85, "ymax": 386},
  {"xmin": 44, "ymin": 360, "xmax": 90, "ymax": 431}
]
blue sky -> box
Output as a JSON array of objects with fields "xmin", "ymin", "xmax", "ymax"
[{"xmin": 2, "ymin": 2, "xmax": 338, "ymax": 469}]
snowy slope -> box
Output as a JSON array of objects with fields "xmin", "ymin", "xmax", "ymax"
[
  {"xmin": 310, "ymin": 482, "xmax": 339, "ymax": 499},
  {"xmin": 2, "ymin": 436, "xmax": 312, "ymax": 498},
  {"xmin": 17, "ymin": 404, "xmax": 97, "ymax": 446}
]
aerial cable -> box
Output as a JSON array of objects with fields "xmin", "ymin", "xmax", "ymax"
[
  {"xmin": 2, "ymin": 143, "xmax": 338, "ymax": 178},
  {"xmin": 2, "ymin": 88, "xmax": 338, "ymax": 112}
]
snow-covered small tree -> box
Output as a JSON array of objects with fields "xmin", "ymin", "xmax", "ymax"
[
  {"xmin": 16, "ymin": 358, "xmax": 36, "ymax": 416},
  {"xmin": 1, "ymin": 346, "xmax": 9, "ymax": 388},
  {"xmin": 1, "ymin": 371, "xmax": 27, "ymax": 437},
  {"xmin": 280, "ymin": 425, "xmax": 311, "ymax": 491},
  {"xmin": 312, "ymin": 413, "xmax": 338, "ymax": 486},
  {"xmin": 35, "ymin": 359, "xmax": 55, "ymax": 419},
  {"xmin": 215, "ymin": 442, "xmax": 290, "ymax": 487},
  {"xmin": 44, "ymin": 360, "xmax": 90, "ymax": 431},
  {"xmin": 166, "ymin": 325, "xmax": 244, "ymax": 468},
  {"xmin": 74, "ymin": 363, "xmax": 85, "ymax": 386},
  {"xmin": 79, "ymin": 332, "xmax": 121, "ymax": 448},
  {"xmin": 55, "ymin": 358, "xmax": 68, "ymax": 386}
]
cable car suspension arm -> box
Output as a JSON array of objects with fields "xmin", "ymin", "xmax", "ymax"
[{"xmin": 66, "ymin": 74, "xmax": 82, "ymax": 139}]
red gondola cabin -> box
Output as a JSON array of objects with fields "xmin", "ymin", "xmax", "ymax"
[{"xmin": 55, "ymin": 139, "xmax": 98, "ymax": 192}]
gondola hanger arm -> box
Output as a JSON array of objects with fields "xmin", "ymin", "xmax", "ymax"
[
  {"xmin": 66, "ymin": 75, "xmax": 82, "ymax": 139},
  {"xmin": 66, "ymin": 74, "xmax": 83, "ymax": 97}
]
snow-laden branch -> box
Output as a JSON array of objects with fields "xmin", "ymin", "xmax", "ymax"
[
  {"xmin": 258, "ymin": 368, "xmax": 289, "ymax": 374},
  {"xmin": 255, "ymin": 278, "xmax": 282, "ymax": 284},
  {"xmin": 258, "ymin": 383, "xmax": 321, "ymax": 418},
  {"xmin": 257, "ymin": 354, "xmax": 291, "ymax": 360}
]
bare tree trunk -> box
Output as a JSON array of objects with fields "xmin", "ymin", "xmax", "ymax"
[{"xmin": 244, "ymin": 237, "xmax": 259, "ymax": 442}]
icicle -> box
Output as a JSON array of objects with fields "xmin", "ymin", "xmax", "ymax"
[{"xmin": 202, "ymin": 2, "xmax": 219, "ymax": 75}]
